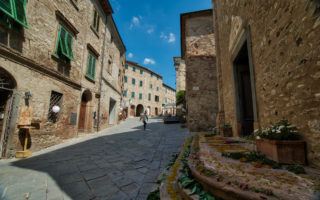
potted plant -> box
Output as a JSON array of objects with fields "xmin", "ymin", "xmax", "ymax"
[
  {"xmin": 255, "ymin": 120, "xmax": 306, "ymax": 165},
  {"xmin": 221, "ymin": 124, "xmax": 232, "ymax": 137}
]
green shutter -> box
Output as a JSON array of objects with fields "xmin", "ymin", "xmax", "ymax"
[
  {"xmin": 56, "ymin": 26, "xmax": 74, "ymax": 60},
  {"xmin": 13, "ymin": 0, "xmax": 27, "ymax": 27},
  {"xmin": 0, "ymin": 0, "xmax": 13, "ymax": 18},
  {"xmin": 0, "ymin": 0, "xmax": 28, "ymax": 27},
  {"xmin": 86, "ymin": 53, "xmax": 96, "ymax": 80}
]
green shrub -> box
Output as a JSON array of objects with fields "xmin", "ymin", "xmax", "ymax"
[{"xmin": 176, "ymin": 90, "xmax": 186, "ymax": 105}]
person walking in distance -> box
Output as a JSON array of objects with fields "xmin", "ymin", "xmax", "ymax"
[{"xmin": 140, "ymin": 111, "xmax": 148, "ymax": 130}]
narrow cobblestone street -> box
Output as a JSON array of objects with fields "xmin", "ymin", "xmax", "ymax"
[{"xmin": 0, "ymin": 118, "xmax": 188, "ymax": 200}]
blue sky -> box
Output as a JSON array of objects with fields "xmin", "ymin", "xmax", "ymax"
[{"xmin": 110, "ymin": 0, "xmax": 212, "ymax": 89}]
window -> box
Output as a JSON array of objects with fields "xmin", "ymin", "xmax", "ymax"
[
  {"xmin": 150, "ymin": 84, "xmax": 153, "ymax": 89},
  {"xmin": 156, "ymin": 87, "xmax": 159, "ymax": 91},
  {"xmin": 139, "ymin": 80, "xmax": 143, "ymax": 87},
  {"xmin": 139, "ymin": 93, "xmax": 143, "ymax": 100},
  {"xmin": 123, "ymin": 90, "xmax": 127, "ymax": 97},
  {"xmin": 124, "ymin": 76, "xmax": 128, "ymax": 83},
  {"xmin": 148, "ymin": 93, "xmax": 151, "ymax": 101},
  {"xmin": 132, "ymin": 78, "xmax": 136, "ymax": 85},
  {"xmin": 107, "ymin": 59, "xmax": 112, "ymax": 74},
  {"xmin": 48, "ymin": 91, "xmax": 63, "ymax": 123},
  {"xmin": 131, "ymin": 92, "xmax": 135, "ymax": 98},
  {"xmin": 86, "ymin": 51, "xmax": 96, "ymax": 80},
  {"xmin": 0, "ymin": 15, "xmax": 23, "ymax": 52},
  {"xmin": 56, "ymin": 26, "xmax": 74, "ymax": 61},
  {"xmin": 151, "ymin": 73, "xmax": 153, "ymax": 77},
  {"xmin": 125, "ymin": 64, "xmax": 128, "ymax": 69},
  {"xmin": 132, "ymin": 67, "xmax": 136, "ymax": 72},
  {"xmin": 155, "ymin": 95, "xmax": 159, "ymax": 102},
  {"xmin": 140, "ymin": 70, "xmax": 143, "ymax": 75},
  {"xmin": 92, "ymin": 9, "xmax": 100, "ymax": 32},
  {"xmin": 0, "ymin": 0, "xmax": 28, "ymax": 27}
]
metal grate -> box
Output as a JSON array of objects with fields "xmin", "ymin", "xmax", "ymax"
[{"xmin": 48, "ymin": 91, "xmax": 63, "ymax": 123}]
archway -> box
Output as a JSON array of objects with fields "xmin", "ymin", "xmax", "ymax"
[
  {"xmin": 155, "ymin": 107, "xmax": 159, "ymax": 116},
  {"xmin": 130, "ymin": 105, "xmax": 136, "ymax": 117},
  {"xmin": 78, "ymin": 90, "xmax": 92, "ymax": 131},
  {"xmin": 136, "ymin": 104, "xmax": 144, "ymax": 117},
  {"xmin": 0, "ymin": 68, "xmax": 17, "ymax": 157}
]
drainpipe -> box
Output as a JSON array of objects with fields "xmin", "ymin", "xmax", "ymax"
[{"xmin": 97, "ymin": 14, "xmax": 109, "ymax": 132}]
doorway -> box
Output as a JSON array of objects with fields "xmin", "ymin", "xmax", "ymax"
[
  {"xmin": 233, "ymin": 41, "xmax": 255, "ymax": 136},
  {"xmin": 136, "ymin": 104, "xmax": 144, "ymax": 117},
  {"xmin": 130, "ymin": 105, "xmax": 135, "ymax": 117},
  {"xmin": 155, "ymin": 107, "xmax": 159, "ymax": 116},
  {"xmin": 0, "ymin": 68, "xmax": 17, "ymax": 157},
  {"xmin": 78, "ymin": 90, "xmax": 92, "ymax": 131},
  {"xmin": 109, "ymin": 98, "xmax": 116, "ymax": 125}
]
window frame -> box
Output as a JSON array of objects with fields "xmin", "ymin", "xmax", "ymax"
[
  {"xmin": 92, "ymin": 8, "xmax": 100, "ymax": 33},
  {"xmin": 85, "ymin": 51, "xmax": 97, "ymax": 81}
]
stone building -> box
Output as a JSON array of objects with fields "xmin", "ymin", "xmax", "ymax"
[
  {"xmin": 99, "ymin": 17, "xmax": 126, "ymax": 130},
  {"xmin": 123, "ymin": 61, "xmax": 164, "ymax": 117},
  {"xmin": 180, "ymin": 9, "xmax": 218, "ymax": 132},
  {"xmin": 173, "ymin": 57, "xmax": 186, "ymax": 92},
  {"xmin": 212, "ymin": 0, "xmax": 320, "ymax": 166},
  {"xmin": 162, "ymin": 83, "xmax": 176, "ymax": 115},
  {"xmin": 0, "ymin": 0, "xmax": 125, "ymax": 157}
]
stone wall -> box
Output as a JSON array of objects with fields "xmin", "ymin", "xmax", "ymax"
[
  {"xmin": 181, "ymin": 10, "xmax": 218, "ymax": 132},
  {"xmin": 173, "ymin": 57, "xmax": 186, "ymax": 92},
  {"xmin": 0, "ymin": 0, "xmax": 124, "ymax": 155},
  {"xmin": 213, "ymin": 0, "xmax": 320, "ymax": 166}
]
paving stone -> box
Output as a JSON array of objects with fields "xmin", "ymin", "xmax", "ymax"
[
  {"xmin": 121, "ymin": 183, "xmax": 139, "ymax": 199},
  {"xmin": 81, "ymin": 168, "xmax": 108, "ymax": 181},
  {"xmin": 0, "ymin": 119, "xmax": 188, "ymax": 200}
]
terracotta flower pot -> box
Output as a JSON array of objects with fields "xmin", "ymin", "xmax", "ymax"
[{"xmin": 256, "ymin": 139, "xmax": 306, "ymax": 165}]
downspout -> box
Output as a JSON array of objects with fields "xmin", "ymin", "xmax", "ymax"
[{"xmin": 97, "ymin": 14, "xmax": 109, "ymax": 132}]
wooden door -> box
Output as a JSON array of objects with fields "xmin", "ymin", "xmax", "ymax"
[
  {"xmin": 78, "ymin": 102, "xmax": 86, "ymax": 130},
  {"xmin": 238, "ymin": 65, "xmax": 254, "ymax": 136}
]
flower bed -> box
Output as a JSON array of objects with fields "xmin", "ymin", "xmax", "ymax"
[{"xmin": 196, "ymin": 134, "xmax": 317, "ymax": 200}]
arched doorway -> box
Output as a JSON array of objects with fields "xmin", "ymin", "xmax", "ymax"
[
  {"xmin": 155, "ymin": 107, "xmax": 159, "ymax": 116},
  {"xmin": 78, "ymin": 90, "xmax": 92, "ymax": 131},
  {"xmin": 0, "ymin": 68, "xmax": 17, "ymax": 157},
  {"xmin": 136, "ymin": 104, "xmax": 144, "ymax": 117},
  {"xmin": 130, "ymin": 105, "xmax": 136, "ymax": 117}
]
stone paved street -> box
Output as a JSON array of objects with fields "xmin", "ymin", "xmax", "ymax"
[{"xmin": 0, "ymin": 118, "xmax": 188, "ymax": 200}]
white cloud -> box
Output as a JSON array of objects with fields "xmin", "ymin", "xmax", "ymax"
[
  {"xmin": 160, "ymin": 32, "xmax": 176, "ymax": 43},
  {"xmin": 127, "ymin": 53, "xmax": 134, "ymax": 58},
  {"xmin": 147, "ymin": 27, "xmax": 155, "ymax": 34},
  {"xmin": 130, "ymin": 16, "xmax": 141, "ymax": 29},
  {"xmin": 143, "ymin": 58, "xmax": 156, "ymax": 65},
  {"xmin": 168, "ymin": 33, "xmax": 176, "ymax": 43}
]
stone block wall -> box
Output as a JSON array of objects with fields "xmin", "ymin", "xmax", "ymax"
[
  {"xmin": 181, "ymin": 10, "xmax": 218, "ymax": 132},
  {"xmin": 213, "ymin": 0, "xmax": 320, "ymax": 166}
]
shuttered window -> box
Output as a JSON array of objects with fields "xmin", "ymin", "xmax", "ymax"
[
  {"xmin": 0, "ymin": 0, "xmax": 28, "ymax": 27},
  {"xmin": 86, "ymin": 52, "xmax": 96, "ymax": 80},
  {"xmin": 56, "ymin": 26, "xmax": 74, "ymax": 60}
]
